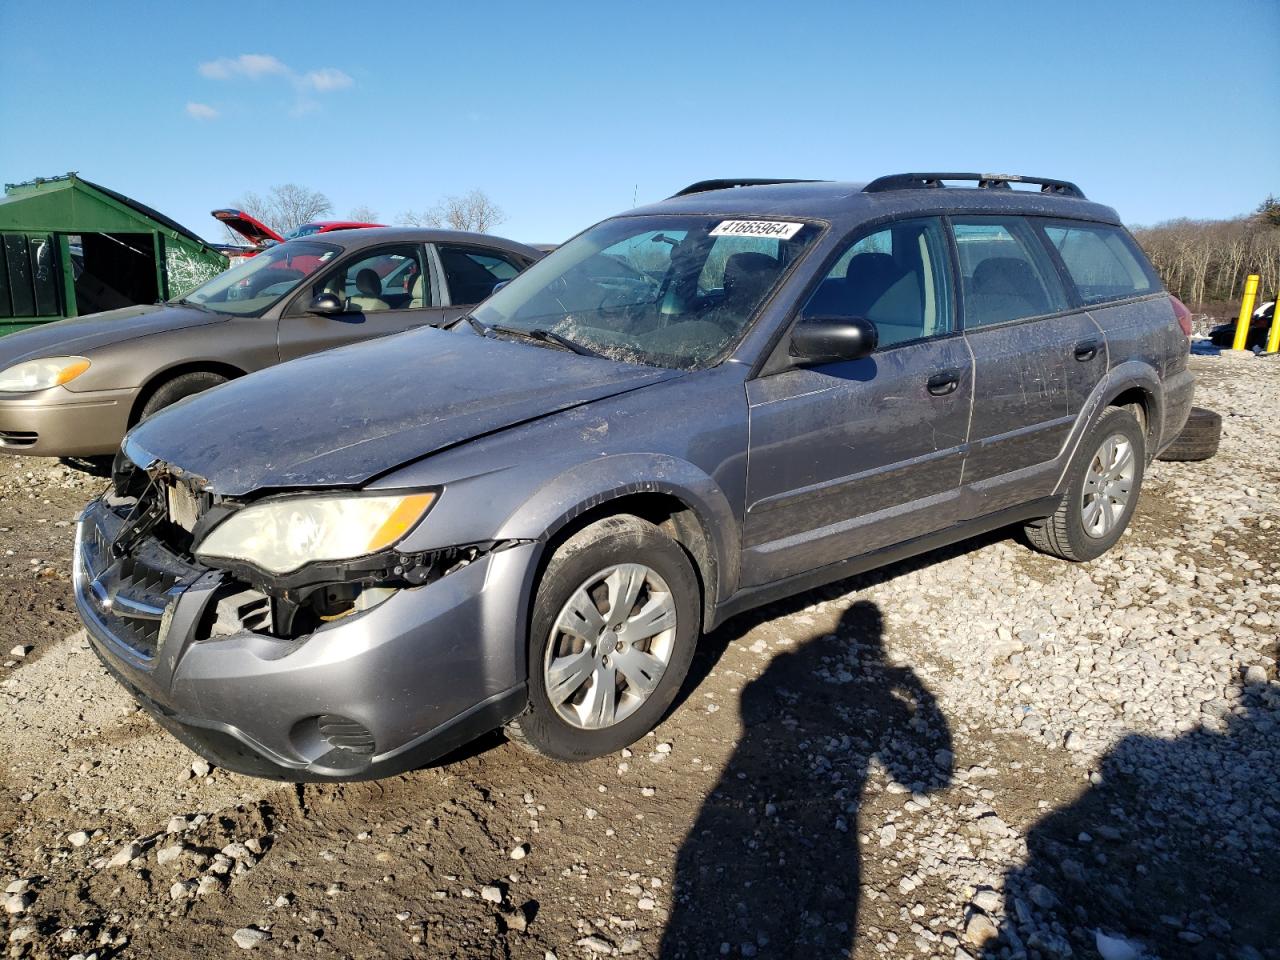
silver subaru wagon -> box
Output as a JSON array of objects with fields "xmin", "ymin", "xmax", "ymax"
[{"xmin": 74, "ymin": 173, "xmax": 1195, "ymax": 780}]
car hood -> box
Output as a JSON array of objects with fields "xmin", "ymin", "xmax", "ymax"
[
  {"xmin": 125, "ymin": 327, "xmax": 681, "ymax": 496},
  {"xmin": 0, "ymin": 304, "xmax": 224, "ymax": 366}
]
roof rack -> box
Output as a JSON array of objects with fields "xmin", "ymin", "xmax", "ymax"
[
  {"xmin": 670, "ymin": 178, "xmax": 824, "ymax": 198},
  {"xmin": 863, "ymin": 172, "xmax": 1086, "ymax": 199}
]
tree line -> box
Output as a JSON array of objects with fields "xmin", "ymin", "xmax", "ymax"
[
  {"xmin": 225, "ymin": 185, "xmax": 506, "ymax": 239},
  {"xmin": 1132, "ymin": 198, "xmax": 1280, "ymax": 308}
]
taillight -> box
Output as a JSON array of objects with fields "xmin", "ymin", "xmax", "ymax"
[{"xmin": 1171, "ymin": 296, "xmax": 1193, "ymax": 337}]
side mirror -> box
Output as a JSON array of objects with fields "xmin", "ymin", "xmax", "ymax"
[
  {"xmin": 491, "ymin": 279, "xmax": 512, "ymax": 295},
  {"xmin": 307, "ymin": 292, "xmax": 345, "ymax": 316},
  {"xmin": 790, "ymin": 316, "xmax": 878, "ymax": 365}
]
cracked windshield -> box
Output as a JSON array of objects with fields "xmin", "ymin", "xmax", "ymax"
[{"xmin": 471, "ymin": 216, "xmax": 818, "ymax": 368}]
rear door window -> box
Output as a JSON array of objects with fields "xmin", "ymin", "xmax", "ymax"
[
  {"xmin": 1039, "ymin": 220, "xmax": 1160, "ymax": 304},
  {"xmin": 437, "ymin": 245, "xmax": 525, "ymax": 305},
  {"xmin": 952, "ymin": 217, "xmax": 1069, "ymax": 327}
]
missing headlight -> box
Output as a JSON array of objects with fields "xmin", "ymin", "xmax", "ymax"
[{"xmin": 198, "ymin": 541, "xmax": 519, "ymax": 642}]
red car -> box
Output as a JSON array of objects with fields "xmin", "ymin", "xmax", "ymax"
[{"xmin": 212, "ymin": 209, "xmax": 385, "ymax": 263}]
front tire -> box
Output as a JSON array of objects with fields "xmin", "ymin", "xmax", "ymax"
[
  {"xmin": 505, "ymin": 515, "xmax": 700, "ymax": 761},
  {"xmin": 1025, "ymin": 407, "xmax": 1145, "ymax": 562},
  {"xmin": 138, "ymin": 371, "xmax": 228, "ymax": 421}
]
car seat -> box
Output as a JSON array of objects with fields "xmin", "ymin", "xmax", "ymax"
[{"xmin": 348, "ymin": 268, "xmax": 390, "ymax": 313}]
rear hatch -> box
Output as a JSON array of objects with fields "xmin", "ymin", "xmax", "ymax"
[{"xmin": 211, "ymin": 209, "xmax": 284, "ymax": 246}]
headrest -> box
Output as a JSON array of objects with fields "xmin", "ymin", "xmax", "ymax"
[
  {"xmin": 843, "ymin": 252, "xmax": 901, "ymax": 288},
  {"xmin": 355, "ymin": 268, "xmax": 382, "ymax": 298},
  {"xmin": 972, "ymin": 257, "xmax": 1040, "ymax": 297},
  {"xmin": 723, "ymin": 251, "xmax": 778, "ymax": 293}
]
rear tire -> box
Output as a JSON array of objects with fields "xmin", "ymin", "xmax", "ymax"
[
  {"xmin": 505, "ymin": 515, "xmax": 700, "ymax": 762},
  {"xmin": 1156, "ymin": 407, "xmax": 1221, "ymax": 462},
  {"xmin": 138, "ymin": 371, "xmax": 228, "ymax": 422},
  {"xmin": 1025, "ymin": 407, "xmax": 1145, "ymax": 562}
]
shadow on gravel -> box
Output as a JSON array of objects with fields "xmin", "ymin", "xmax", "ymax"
[
  {"xmin": 671, "ymin": 526, "xmax": 1012, "ymax": 720},
  {"xmin": 660, "ymin": 600, "xmax": 953, "ymax": 959},
  {"xmin": 981, "ymin": 682, "xmax": 1280, "ymax": 960}
]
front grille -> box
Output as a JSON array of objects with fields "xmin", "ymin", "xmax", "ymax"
[{"xmin": 80, "ymin": 500, "xmax": 208, "ymax": 660}]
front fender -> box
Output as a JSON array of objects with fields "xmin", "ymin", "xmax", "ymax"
[{"xmin": 492, "ymin": 452, "xmax": 741, "ymax": 610}]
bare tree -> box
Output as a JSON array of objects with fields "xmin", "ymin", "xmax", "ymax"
[
  {"xmin": 1133, "ymin": 206, "xmax": 1280, "ymax": 311},
  {"xmin": 231, "ymin": 184, "xmax": 334, "ymax": 238},
  {"xmin": 397, "ymin": 189, "xmax": 506, "ymax": 234},
  {"xmin": 347, "ymin": 205, "xmax": 380, "ymax": 224}
]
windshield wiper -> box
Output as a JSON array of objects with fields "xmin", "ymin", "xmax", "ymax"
[
  {"xmin": 446, "ymin": 313, "xmax": 493, "ymax": 336},
  {"xmin": 491, "ymin": 325, "xmax": 603, "ymax": 358},
  {"xmin": 171, "ymin": 297, "xmax": 213, "ymax": 313}
]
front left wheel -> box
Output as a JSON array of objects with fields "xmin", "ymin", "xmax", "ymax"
[{"xmin": 505, "ymin": 515, "xmax": 701, "ymax": 762}]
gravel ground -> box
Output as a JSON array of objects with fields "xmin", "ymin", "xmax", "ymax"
[{"xmin": 0, "ymin": 353, "xmax": 1276, "ymax": 960}]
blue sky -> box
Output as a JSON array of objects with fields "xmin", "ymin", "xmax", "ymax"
[{"xmin": 1, "ymin": 0, "xmax": 1277, "ymax": 245}]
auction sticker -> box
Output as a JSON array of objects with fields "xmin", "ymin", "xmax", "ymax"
[{"xmin": 710, "ymin": 220, "xmax": 805, "ymax": 240}]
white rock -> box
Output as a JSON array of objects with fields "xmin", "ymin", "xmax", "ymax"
[
  {"xmin": 232, "ymin": 927, "xmax": 269, "ymax": 950},
  {"xmin": 480, "ymin": 885, "xmax": 503, "ymax": 904},
  {"xmin": 68, "ymin": 831, "xmax": 91, "ymax": 847},
  {"xmin": 509, "ymin": 843, "xmax": 529, "ymax": 860},
  {"xmin": 1095, "ymin": 930, "xmax": 1141, "ymax": 960},
  {"xmin": 106, "ymin": 842, "xmax": 142, "ymax": 868},
  {"xmin": 156, "ymin": 843, "xmax": 186, "ymax": 866}
]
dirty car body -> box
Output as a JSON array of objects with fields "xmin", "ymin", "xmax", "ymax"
[
  {"xmin": 0, "ymin": 228, "xmax": 540, "ymax": 457},
  {"xmin": 75, "ymin": 175, "xmax": 1195, "ymax": 780}
]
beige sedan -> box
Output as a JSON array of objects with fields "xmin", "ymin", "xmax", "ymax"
[{"xmin": 0, "ymin": 228, "xmax": 540, "ymax": 458}]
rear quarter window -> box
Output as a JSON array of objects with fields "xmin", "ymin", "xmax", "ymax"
[{"xmin": 1040, "ymin": 221, "xmax": 1161, "ymax": 304}]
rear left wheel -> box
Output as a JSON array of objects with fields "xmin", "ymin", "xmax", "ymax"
[
  {"xmin": 1025, "ymin": 407, "xmax": 1145, "ymax": 562},
  {"xmin": 505, "ymin": 515, "xmax": 700, "ymax": 761}
]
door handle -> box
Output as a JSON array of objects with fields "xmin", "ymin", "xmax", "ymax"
[
  {"xmin": 926, "ymin": 370, "xmax": 960, "ymax": 396},
  {"xmin": 1074, "ymin": 339, "xmax": 1099, "ymax": 361}
]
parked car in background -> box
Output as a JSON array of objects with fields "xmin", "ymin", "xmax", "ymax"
[
  {"xmin": 1208, "ymin": 299, "xmax": 1274, "ymax": 349},
  {"xmin": 211, "ymin": 209, "xmax": 386, "ymax": 263},
  {"xmin": 76, "ymin": 173, "xmax": 1193, "ymax": 781},
  {"xmin": 212, "ymin": 209, "xmax": 386, "ymax": 247},
  {"xmin": 0, "ymin": 228, "xmax": 540, "ymax": 458}
]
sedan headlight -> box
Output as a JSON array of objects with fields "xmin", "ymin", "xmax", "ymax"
[
  {"xmin": 0, "ymin": 356, "xmax": 91, "ymax": 392},
  {"xmin": 196, "ymin": 492, "xmax": 437, "ymax": 575}
]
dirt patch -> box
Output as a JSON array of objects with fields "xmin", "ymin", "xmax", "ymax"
[{"xmin": 1, "ymin": 356, "xmax": 1277, "ymax": 959}]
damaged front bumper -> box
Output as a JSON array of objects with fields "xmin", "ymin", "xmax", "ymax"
[{"xmin": 74, "ymin": 496, "xmax": 535, "ymax": 781}]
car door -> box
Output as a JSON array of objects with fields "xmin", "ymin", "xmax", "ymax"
[
  {"xmin": 276, "ymin": 242, "xmax": 446, "ymax": 362},
  {"xmin": 954, "ymin": 216, "xmax": 1106, "ymax": 515},
  {"xmin": 433, "ymin": 243, "xmax": 530, "ymax": 325},
  {"xmin": 742, "ymin": 217, "xmax": 972, "ymax": 587}
]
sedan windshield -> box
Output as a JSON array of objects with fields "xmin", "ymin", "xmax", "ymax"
[
  {"xmin": 179, "ymin": 240, "xmax": 339, "ymax": 316},
  {"xmin": 470, "ymin": 215, "xmax": 819, "ymax": 368}
]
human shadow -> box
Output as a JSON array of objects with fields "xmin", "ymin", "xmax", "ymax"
[
  {"xmin": 981, "ymin": 681, "xmax": 1280, "ymax": 960},
  {"xmin": 660, "ymin": 600, "xmax": 953, "ymax": 959}
]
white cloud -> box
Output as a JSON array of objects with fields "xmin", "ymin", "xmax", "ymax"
[
  {"xmin": 185, "ymin": 101, "xmax": 219, "ymax": 121},
  {"xmin": 198, "ymin": 53, "xmax": 289, "ymax": 80},
  {"xmin": 302, "ymin": 67, "xmax": 353, "ymax": 92}
]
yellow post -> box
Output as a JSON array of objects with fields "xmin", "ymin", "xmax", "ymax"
[
  {"xmin": 1267, "ymin": 294, "xmax": 1280, "ymax": 354},
  {"xmin": 1232, "ymin": 274, "xmax": 1260, "ymax": 351}
]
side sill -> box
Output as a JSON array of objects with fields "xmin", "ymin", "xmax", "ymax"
[{"xmin": 708, "ymin": 497, "xmax": 1058, "ymax": 630}]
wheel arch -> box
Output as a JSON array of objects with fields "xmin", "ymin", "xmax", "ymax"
[
  {"xmin": 496, "ymin": 455, "xmax": 741, "ymax": 634},
  {"xmin": 129, "ymin": 360, "xmax": 247, "ymax": 426}
]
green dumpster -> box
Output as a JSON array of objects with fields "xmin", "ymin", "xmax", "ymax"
[{"xmin": 0, "ymin": 173, "xmax": 228, "ymax": 337}]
